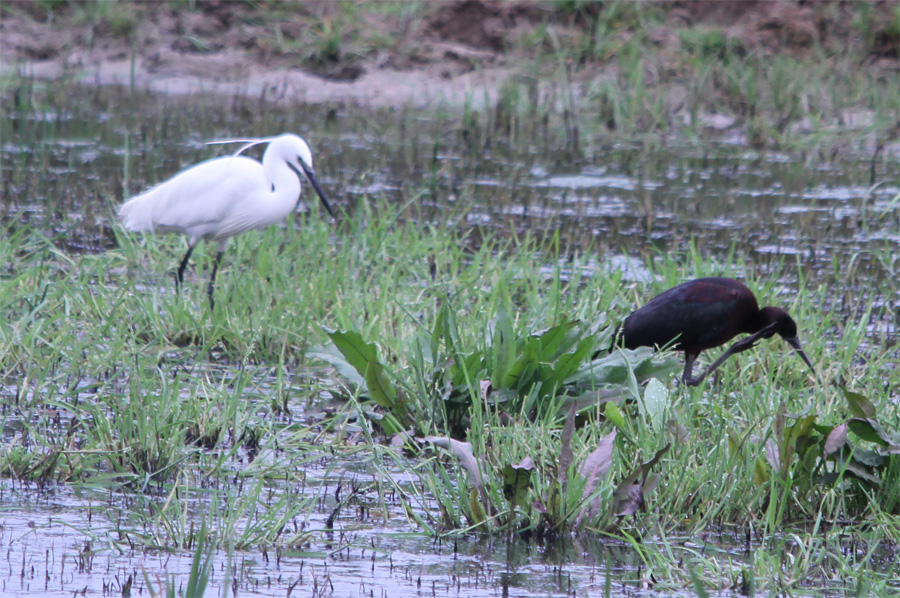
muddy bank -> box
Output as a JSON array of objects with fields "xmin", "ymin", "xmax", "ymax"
[{"xmin": 1, "ymin": 0, "xmax": 896, "ymax": 109}]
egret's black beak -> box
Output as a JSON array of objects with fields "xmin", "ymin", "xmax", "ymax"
[
  {"xmin": 786, "ymin": 336, "xmax": 816, "ymax": 376},
  {"xmin": 293, "ymin": 162, "xmax": 335, "ymax": 219}
]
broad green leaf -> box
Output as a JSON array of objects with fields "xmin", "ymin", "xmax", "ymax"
[
  {"xmin": 848, "ymin": 418, "xmax": 895, "ymax": 448},
  {"xmin": 852, "ymin": 448, "xmax": 887, "ymax": 468},
  {"xmin": 534, "ymin": 319, "xmax": 581, "ymax": 361},
  {"xmin": 365, "ymin": 359, "xmax": 397, "ymax": 410},
  {"xmin": 326, "ymin": 329, "xmax": 378, "ymax": 381},
  {"xmin": 501, "ymin": 457, "xmax": 534, "ymax": 504},
  {"xmin": 489, "ymin": 307, "xmax": 517, "ymax": 389},
  {"xmin": 641, "ymin": 378, "xmax": 669, "ymax": 434},
  {"xmin": 305, "ymin": 345, "xmax": 364, "ymax": 387},
  {"xmin": 605, "ymin": 401, "xmax": 626, "ymax": 430},
  {"xmin": 842, "ymin": 460, "xmax": 881, "ymax": 486},
  {"xmin": 753, "ymin": 457, "xmax": 770, "ymax": 485},
  {"xmin": 469, "ymin": 487, "xmax": 487, "ymax": 526},
  {"xmin": 842, "ymin": 389, "xmax": 877, "ymax": 419}
]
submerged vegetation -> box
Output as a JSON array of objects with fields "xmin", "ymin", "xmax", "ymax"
[{"xmin": 1, "ymin": 2, "xmax": 899, "ymax": 595}]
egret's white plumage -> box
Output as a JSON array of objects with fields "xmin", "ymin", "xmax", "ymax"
[{"xmin": 119, "ymin": 133, "xmax": 334, "ymax": 306}]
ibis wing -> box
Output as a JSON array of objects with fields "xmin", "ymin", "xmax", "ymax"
[{"xmin": 623, "ymin": 279, "xmax": 755, "ymax": 352}]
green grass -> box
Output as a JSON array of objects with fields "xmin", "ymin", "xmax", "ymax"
[{"xmin": 3, "ymin": 191, "xmax": 897, "ymax": 591}]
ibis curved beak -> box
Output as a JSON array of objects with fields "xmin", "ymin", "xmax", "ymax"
[
  {"xmin": 292, "ymin": 162, "xmax": 335, "ymax": 219},
  {"xmin": 786, "ymin": 336, "xmax": 816, "ymax": 376}
]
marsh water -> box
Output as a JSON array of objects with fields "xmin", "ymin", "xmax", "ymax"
[{"xmin": 1, "ymin": 84, "xmax": 899, "ymax": 597}]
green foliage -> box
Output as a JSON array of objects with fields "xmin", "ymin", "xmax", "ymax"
[
  {"xmin": 752, "ymin": 390, "xmax": 900, "ymax": 527},
  {"xmin": 314, "ymin": 300, "xmax": 676, "ymax": 438}
]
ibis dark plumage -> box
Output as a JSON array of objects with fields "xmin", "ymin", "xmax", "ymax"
[{"xmin": 620, "ymin": 277, "xmax": 815, "ymax": 386}]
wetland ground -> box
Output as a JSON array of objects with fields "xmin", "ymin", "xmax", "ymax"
[{"xmin": 1, "ymin": 2, "xmax": 899, "ymax": 597}]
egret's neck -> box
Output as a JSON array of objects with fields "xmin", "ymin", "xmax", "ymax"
[{"xmin": 263, "ymin": 152, "xmax": 302, "ymax": 211}]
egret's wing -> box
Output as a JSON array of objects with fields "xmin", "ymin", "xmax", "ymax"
[{"xmin": 146, "ymin": 156, "xmax": 266, "ymax": 234}]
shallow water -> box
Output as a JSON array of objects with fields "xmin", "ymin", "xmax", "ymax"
[
  {"xmin": 1, "ymin": 84, "xmax": 899, "ymax": 596},
  {"xmin": 1, "ymin": 478, "xmax": 662, "ymax": 598}
]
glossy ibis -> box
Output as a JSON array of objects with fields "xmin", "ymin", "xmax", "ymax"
[
  {"xmin": 119, "ymin": 133, "xmax": 335, "ymax": 307},
  {"xmin": 620, "ymin": 277, "xmax": 815, "ymax": 385}
]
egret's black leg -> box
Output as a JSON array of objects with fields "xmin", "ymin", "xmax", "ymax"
[
  {"xmin": 176, "ymin": 245, "xmax": 195, "ymax": 289},
  {"xmin": 207, "ymin": 250, "xmax": 224, "ymax": 308}
]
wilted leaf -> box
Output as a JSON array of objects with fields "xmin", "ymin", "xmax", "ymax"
[
  {"xmin": 575, "ymin": 428, "xmax": 617, "ymax": 528},
  {"xmin": 765, "ymin": 439, "xmax": 781, "ymax": 471},
  {"xmin": 559, "ymin": 404, "xmax": 576, "ymax": 487},
  {"xmin": 824, "ymin": 423, "xmax": 848, "ymax": 455},
  {"xmin": 532, "ymin": 499, "xmax": 548, "ymax": 514},
  {"xmin": 389, "ymin": 430, "xmax": 413, "ymax": 449},
  {"xmin": 639, "ymin": 443, "xmax": 671, "ymax": 475},
  {"xmin": 774, "ymin": 402, "xmax": 786, "ymax": 441},
  {"xmin": 642, "ymin": 472, "xmax": 662, "ymax": 496},
  {"xmin": 842, "ymin": 389, "xmax": 877, "ymax": 419},
  {"xmin": 580, "ymin": 429, "xmax": 617, "ymax": 488},
  {"xmin": 479, "ymin": 379, "xmax": 492, "ymax": 402},
  {"xmin": 614, "ymin": 477, "xmax": 644, "ymax": 517},
  {"xmin": 424, "ymin": 436, "xmax": 484, "ymax": 490},
  {"xmin": 502, "ymin": 457, "xmax": 534, "ymax": 504},
  {"xmin": 667, "ymin": 419, "xmax": 690, "ymax": 445},
  {"xmin": 611, "ymin": 443, "xmax": 670, "ymax": 519}
]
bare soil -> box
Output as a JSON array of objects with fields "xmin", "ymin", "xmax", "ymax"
[{"xmin": 1, "ymin": 0, "xmax": 897, "ymax": 108}]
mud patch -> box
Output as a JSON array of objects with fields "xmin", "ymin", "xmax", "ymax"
[{"xmin": 1, "ymin": 0, "xmax": 896, "ymax": 107}]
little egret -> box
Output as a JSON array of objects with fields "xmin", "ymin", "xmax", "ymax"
[
  {"xmin": 619, "ymin": 277, "xmax": 815, "ymax": 386},
  {"xmin": 119, "ymin": 133, "xmax": 334, "ymax": 307}
]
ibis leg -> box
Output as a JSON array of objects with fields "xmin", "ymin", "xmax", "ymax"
[
  {"xmin": 682, "ymin": 352, "xmax": 700, "ymax": 386},
  {"xmin": 207, "ymin": 250, "xmax": 224, "ymax": 308},
  {"xmin": 176, "ymin": 245, "xmax": 195, "ymax": 289},
  {"xmin": 688, "ymin": 325, "xmax": 776, "ymax": 386}
]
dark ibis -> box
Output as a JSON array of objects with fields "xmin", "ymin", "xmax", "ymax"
[{"xmin": 620, "ymin": 277, "xmax": 815, "ymax": 386}]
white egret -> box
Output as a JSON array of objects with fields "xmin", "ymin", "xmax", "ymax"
[{"xmin": 119, "ymin": 133, "xmax": 334, "ymax": 307}]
